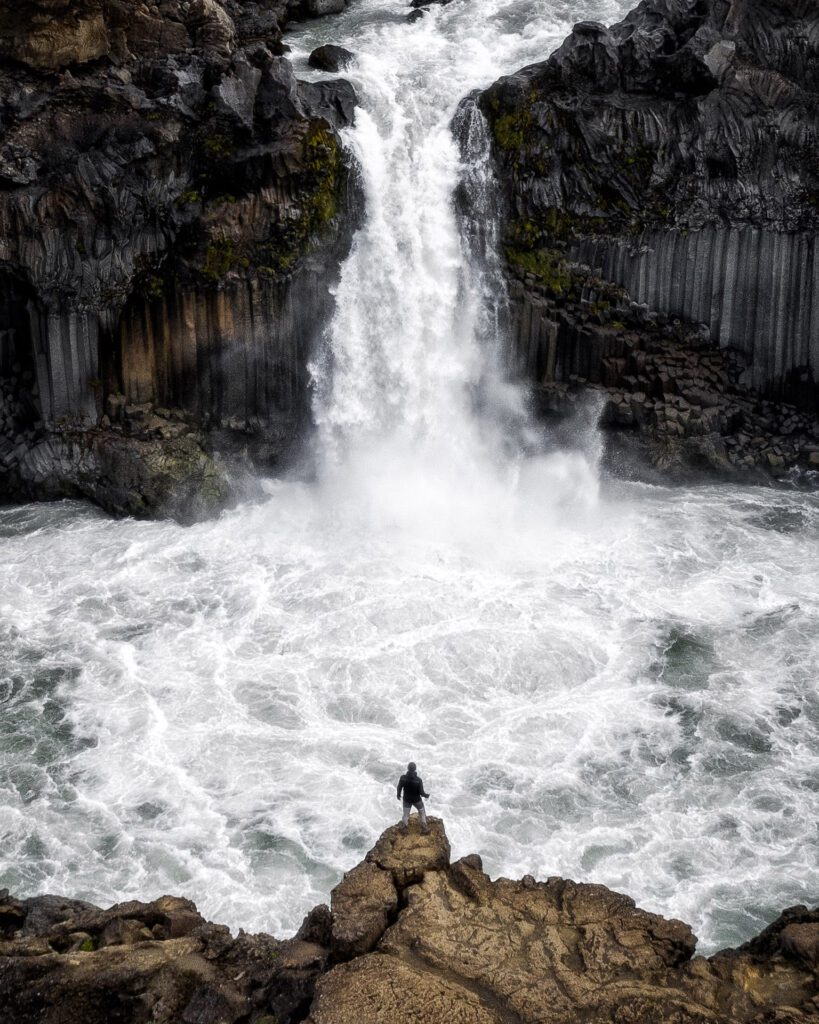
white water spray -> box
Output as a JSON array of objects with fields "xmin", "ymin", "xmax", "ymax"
[{"xmin": 294, "ymin": 0, "xmax": 610, "ymax": 537}]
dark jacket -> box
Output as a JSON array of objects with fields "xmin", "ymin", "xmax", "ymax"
[{"xmin": 397, "ymin": 771, "xmax": 428, "ymax": 804}]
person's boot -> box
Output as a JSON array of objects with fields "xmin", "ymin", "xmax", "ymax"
[
  {"xmin": 400, "ymin": 823, "xmax": 408, "ymax": 835},
  {"xmin": 421, "ymin": 824, "xmax": 429, "ymax": 835}
]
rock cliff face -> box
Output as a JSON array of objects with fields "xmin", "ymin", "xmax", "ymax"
[
  {"xmin": 0, "ymin": 0, "xmax": 359, "ymax": 519},
  {"xmin": 1, "ymin": 820, "xmax": 818, "ymax": 1023},
  {"xmin": 479, "ymin": 0, "xmax": 819, "ymax": 481}
]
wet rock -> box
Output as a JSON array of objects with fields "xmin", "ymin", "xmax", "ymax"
[
  {"xmin": 309, "ymin": 44, "xmax": 354, "ymax": 73},
  {"xmin": 12, "ymin": 427, "xmax": 238, "ymax": 523}
]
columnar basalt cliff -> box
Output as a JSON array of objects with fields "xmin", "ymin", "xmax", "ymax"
[
  {"xmin": 0, "ymin": 0, "xmax": 359, "ymax": 519},
  {"xmin": 1, "ymin": 820, "xmax": 817, "ymax": 1023},
  {"xmin": 479, "ymin": 0, "xmax": 819, "ymax": 482}
]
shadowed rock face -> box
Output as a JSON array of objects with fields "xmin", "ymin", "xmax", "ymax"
[
  {"xmin": 2, "ymin": 820, "xmax": 818, "ymax": 1024},
  {"xmin": 0, "ymin": 0, "xmax": 360, "ymax": 519},
  {"xmin": 478, "ymin": 0, "xmax": 819, "ymax": 481}
]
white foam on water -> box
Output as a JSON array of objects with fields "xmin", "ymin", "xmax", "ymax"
[
  {"xmin": 1, "ymin": 486, "xmax": 818, "ymax": 950},
  {"xmin": 1, "ymin": 0, "xmax": 818, "ymax": 954}
]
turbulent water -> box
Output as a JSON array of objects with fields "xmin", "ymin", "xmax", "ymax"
[{"xmin": 1, "ymin": 0, "xmax": 818, "ymax": 956}]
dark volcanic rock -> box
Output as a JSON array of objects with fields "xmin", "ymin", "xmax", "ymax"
[
  {"xmin": 2, "ymin": 824, "xmax": 818, "ymax": 1024},
  {"xmin": 502, "ymin": 260, "xmax": 819, "ymax": 484},
  {"xmin": 478, "ymin": 0, "xmax": 819, "ymax": 449},
  {"xmin": 309, "ymin": 44, "xmax": 355, "ymax": 72},
  {"xmin": 0, "ymin": 892, "xmax": 330, "ymax": 1024},
  {"xmin": 0, "ymin": 0, "xmax": 361, "ymax": 521}
]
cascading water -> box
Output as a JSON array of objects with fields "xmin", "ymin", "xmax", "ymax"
[
  {"xmin": 1, "ymin": 0, "xmax": 818, "ymax": 955},
  {"xmin": 300, "ymin": 0, "xmax": 605, "ymax": 535}
]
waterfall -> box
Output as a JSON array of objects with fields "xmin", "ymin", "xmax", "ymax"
[
  {"xmin": 5, "ymin": 1, "xmax": 816, "ymax": 958},
  {"xmin": 293, "ymin": 0, "xmax": 620, "ymax": 532}
]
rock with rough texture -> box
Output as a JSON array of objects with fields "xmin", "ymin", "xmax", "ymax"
[
  {"xmin": 0, "ymin": 1, "xmax": 110, "ymax": 70},
  {"xmin": 12, "ymin": 424, "xmax": 240, "ymax": 521},
  {"xmin": 2, "ymin": 824, "xmax": 818, "ymax": 1024},
  {"xmin": 0, "ymin": 0, "xmax": 360, "ymax": 520},
  {"xmin": 306, "ymin": 836, "xmax": 819, "ymax": 1024},
  {"xmin": 0, "ymin": 892, "xmax": 330, "ymax": 1024},
  {"xmin": 479, "ymin": 0, "xmax": 819, "ymax": 418},
  {"xmin": 330, "ymin": 862, "xmax": 397, "ymax": 958},
  {"xmin": 365, "ymin": 816, "xmax": 451, "ymax": 887}
]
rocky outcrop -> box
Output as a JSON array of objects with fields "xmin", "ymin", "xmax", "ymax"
[
  {"xmin": 2, "ymin": 820, "xmax": 818, "ymax": 1024},
  {"xmin": 479, "ymin": 0, "xmax": 819, "ymax": 479},
  {"xmin": 0, "ymin": 0, "xmax": 360, "ymax": 519},
  {"xmin": 0, "ymin": 888, "xmax": 331, "ymax": 1024},
  {"xmin": 506, "ymin": 255, "xmax": 819, "ymax": 482}
]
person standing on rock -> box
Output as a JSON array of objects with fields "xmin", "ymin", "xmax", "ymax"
[{"xmin": 397, "ymin": 761, "xmax": 430, "ymax": 834}]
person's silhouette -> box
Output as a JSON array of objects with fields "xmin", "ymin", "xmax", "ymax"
[{"xmin": 396, "ymin": 761, "xmax": 430, "ymax": 834}]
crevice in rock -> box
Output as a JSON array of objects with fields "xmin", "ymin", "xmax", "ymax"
[
  {"xmin": 0, "ymin": 271, "xmax": 45, "ymax": 498},
  {"xmin": 390, "ymin": 944, "xmax": 528, "ymax": 1024}
]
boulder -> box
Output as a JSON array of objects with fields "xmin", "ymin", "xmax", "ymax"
[
  {"xmin": 364, "ymin": 816, "xmax": 450, "ymax": 888},
  {"xmin": 21, "ymin": 896, "xmax": 102, "ymax": 937},
  {"xmin": 308, "ymin": 44, "xmax": 354, "ymax": 73},
  {"xmin": 330, "ymin": 862, "xmax": 397, "ymax": 958}
]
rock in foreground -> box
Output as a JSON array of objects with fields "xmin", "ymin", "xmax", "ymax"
[{"xmin": 2, "ymin": 819, "xmax": 818, "ymax": 1023}]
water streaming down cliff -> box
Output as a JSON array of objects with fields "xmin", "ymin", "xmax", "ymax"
[
  {"xmin": 1, "ymin": 0, "xmax": 818, "ymax": 955},
  {"xmin": 298, "ymin": 0, "xmax": 610, "ymax": 531}
]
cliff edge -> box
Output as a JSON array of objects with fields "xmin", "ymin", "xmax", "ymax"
[{"xmin": 2, "ymin": 819, "xmax": 818, "ymax": 1023}]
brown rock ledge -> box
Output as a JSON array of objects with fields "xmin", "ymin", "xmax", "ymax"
[{"xmin": 1, "ymin": 819, "xmax": 817, "ymax": 1023}]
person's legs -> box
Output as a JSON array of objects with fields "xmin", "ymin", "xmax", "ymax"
[
  {"xmin": 417, "ymin": 800, "xmax": 428, "ymax": 832},
  {"xmin": 402, "ymin": 802, "xmax": 411, "ymax": 829}
]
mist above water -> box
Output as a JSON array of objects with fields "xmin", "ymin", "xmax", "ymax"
[{"xmin": 1, "ymin": 0, "xmax": 818, "ymax": 956}]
